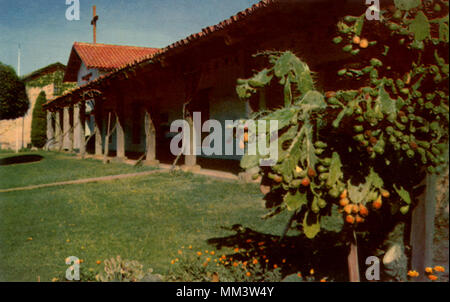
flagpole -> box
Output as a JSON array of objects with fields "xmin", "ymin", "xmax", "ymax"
[{"xmin": 15, "ymin": 44, "xmax": 21, "ymax": 153}]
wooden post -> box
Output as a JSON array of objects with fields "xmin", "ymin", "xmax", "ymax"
[
  {"xmin": 348, "ymin": 232, "xmax": 360, "ymax": 282},
  {"xmin": 94, "ymin": 101, "xmax": 103, "ymax": 157},
  {"xmin": 56, "ymin": 109, "xmax": 63, "ymax": 151},
  {"xmin": 46, "ymin": 112, "xmax": 54, "ymax": 149},
  {"xmin": 410, "ymin": 173, "xmax": 437, "ymax": 281},
  {"xmin": 182, "ymin": 115, "xmax": 200, "ymax": 171},
  {"xmin": 78, "ymin": 102, "xmax": 86, "ymax": 158},
  {"xmin": 115, "ymin": 106, "xmax": 126, "ymax": 161},
  {"xmin": 103, "ymin": 112, "xmax": 112, "ymax": 164},
  {"xmin": 63, "ymin": 107, "xmax": 71, "ymax": 151},
  {"xmin": 68, "ymin": 106, "xmax": 74, "ymax": 152},
  {"xmin": 143, "ymin": 110, "xmax": 159, "ymax": 166}
]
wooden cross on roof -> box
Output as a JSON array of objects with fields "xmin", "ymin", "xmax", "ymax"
[{"xmin": 90, "ymin": 5, "xmax": 99, "ymax": 44}]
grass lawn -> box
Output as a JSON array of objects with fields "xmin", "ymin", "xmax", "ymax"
[
  {"xmin": 0, "ymin": 151, "xmax": 154, "ymax": 190},
  {"xmin": 0, "ymin": 152, "xmax": 292, "ymax": 281}
]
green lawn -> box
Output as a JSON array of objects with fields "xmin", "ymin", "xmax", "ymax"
[
  {"xmin": 0, "ymin": 151, "xmax": 154, "ymax": 189},
  {"xmin": 0, "ymin": 152, "xmax": 290, "ymax": 281}
]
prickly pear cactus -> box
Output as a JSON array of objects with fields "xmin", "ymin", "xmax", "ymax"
[
  {"xmin": 96, "ymin": 255, "xmax": 148, "ymax": 282},
  {"xmin": 236, "ymin": 0, "xmax": 449, "ymax": 243}
]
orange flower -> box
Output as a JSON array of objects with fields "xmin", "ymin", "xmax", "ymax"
[
  {"xmin": 205, "ymin": 250, "xmax": 209, "ymax": 254},
  {"xmin": 96, "ymin": 260, "xmax": 101, "ymax": 265},
  {"xmin": 282, "ymin": 259, "xmax": 286, "ymax": 264},
  {"xmin": 320, "ymin": 278, "xmax": 327, "ymax": 282},
  {"xmin": 170, "ymin": 260, "xmax": 175, "ymax": 265},
  {"xmin": 425, "ymin": 267, "xmax": 433, "ymax": 274},
  {"xmin": 246, "ymin": 239, "xmax": 252, "ymax": 243},
  {"xmin": 233, "ymin": 262, "xmax": 238, "ymax": 267},
  {"xmin": 407, "ymin": 270, "xmax": 419, "ymax": 277},
  {"xmin": 234, "ymin": 248, "xmax": 239, "ymax": 253},
  {"xmin": 273, "ymin": 264, "xmax": 278, "ymax": 269},
  {"xmin": 178, "ymin": 250, "xmax": 182, "ymax": 255},
  {"xmin": 188, "ymin": 245, "xmax": 192, "ymax": 249},
  {"xmin": 297, "ymin": 273, "xmax": 302, "ymax": 278},
  {"xmin": 196, "ymin": 251, "xmax": 202, "ymax": 256},
  {"xmin": 310, "ymin": 268, "xmax": 315, "ymax": 275},
  {"xmin": 246, "ymin": 272, "xmax": 251, "ymax": 277},
  {"xmin": 210, "ymin": 251, "xmax": 215, "ymax": 255},
  {"xmin": 428, "ymin": 274, "xmax": 438, "ymax": 281},
  {"xmin": 206, "ymin": 258, "xmax": 211, "ymax": 262},
  {"xmin": 434, "ymin": 266, "xmax": 445, "ymax": 272},
  {"xmin": 252, "ymin": 259, "xmax": 258, "ymax": 265},
  {"xmin": 265, "ymin": 259, "xmax": 269, "ymax": 263},
  {"xmin": 258, "ymin": 242, "xmax": 265, "ymax": 246},
  {"xmin": 243, "ymin": 261, "xmax": 248, "ymax": 267}
]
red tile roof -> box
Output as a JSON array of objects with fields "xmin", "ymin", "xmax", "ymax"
[{"xmin": 72, "ymin": 42, "xmax": 160, "ymax": 70}]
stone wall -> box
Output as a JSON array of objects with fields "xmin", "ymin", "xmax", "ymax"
[{"xmin": 0, "ymin": 84, "xmax": 55, "ymax": 150}]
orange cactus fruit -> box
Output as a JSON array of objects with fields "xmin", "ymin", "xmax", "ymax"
[
  {"xmin": 352, "ymin": 204, "xmax": 359, "ymax": 214},
  {"xmin": 353, "ymin": 36, "xmax": 361, "ymax": 44},
  {"xmin": 344, "ymin": 204, "xmax": 353, "ymax": 214},
  {"xmin": 301, "ymin": 177, "xmax": 311, "ymax": 187},
  {"xmin": 359, "ymin": 38, "xmax": 369, "ymax": 48},
  {"xmin": 340, "ymin": 189, "xmax": 348, "ymax": 199},
  {"xmin": 325, "ymin": 91, "xmax": 336, "ymax": 99},
  {"xmin": 428, "ymin": 275, "xmax": 438, "ymax": 281},
  {"xmin": 243, "ymin": 132, "xmax": 249, "ymax": 143},
  {"xmin": 373, "ymin": 196, "xmax": 382, "ymax": 209},
  {"xmin": 307, "ymin": 167, "xmax": 316, "ymax": 178},
  {"xmin": 359, "ymin": 204, "xmax": 369, "ymax": 217},
  {"xmin": 355, "ymin": 215, "xmax": 364, "ymax": 223},
  {"xmin": 381, "ymin": 189, "xmax": 390, "ymax": 198},
  {"xmin": 273, "ymin": 175, "xmax": 283, "ymax": 183},
  {"xmin": 346, "ymin": 215, "xmax": 355, "ymax": 224},
  {"xmin": 340, "ymin": 197, "xmax": 350, "ymax": 207}
]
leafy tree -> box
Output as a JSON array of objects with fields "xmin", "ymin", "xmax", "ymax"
[
  {"xmin": 31, "ymin": 91, "xmax": 48, "ymax": 148},
  {"xmin": 0, "ymin": 62, "xmax": 29, "ymax": 120},
  {"xmin": 237, "ymin": 0, "xmax": 448, "ymax": 281}
]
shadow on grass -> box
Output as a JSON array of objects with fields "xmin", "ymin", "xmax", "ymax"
[
  {"xmin": 207, "ymin": 224, "xmax": 349, "ymax": 281},
  {"xmin": 0, "ymin": 154, "xmax": 44, "ymax": 166}
]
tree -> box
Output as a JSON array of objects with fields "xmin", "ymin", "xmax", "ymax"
[
  {"xmin": 31, "ymin": 91, "xmax": 48, "ymax": 148},
  {"xmin": 0, "ymin": 62, "xmax": 29, "ymax": 120},
  {"xmin": 237, "ymin": 0, "xmax": 448, "ymax": 281}
]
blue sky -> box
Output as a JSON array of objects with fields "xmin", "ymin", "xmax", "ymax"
[{"xmin": 0, "ymin": 0, "xmax": 260, "ymax": 76}]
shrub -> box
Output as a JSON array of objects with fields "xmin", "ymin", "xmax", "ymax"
[
  {"xmin": 0, "ymin": 62, "xmax": 29, "ymax": 120},
  {"xmin": 31, "ymin": 91, "xmax": 47, "ymax": 148},
  {"xmin": 96, "ymin": 255, "xmax": 162, "ymax": 282}
]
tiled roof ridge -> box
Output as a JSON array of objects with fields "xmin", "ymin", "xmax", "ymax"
[{"xmin": 73, "ymin": 41, "xmax": 160, "ymax": 50}]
